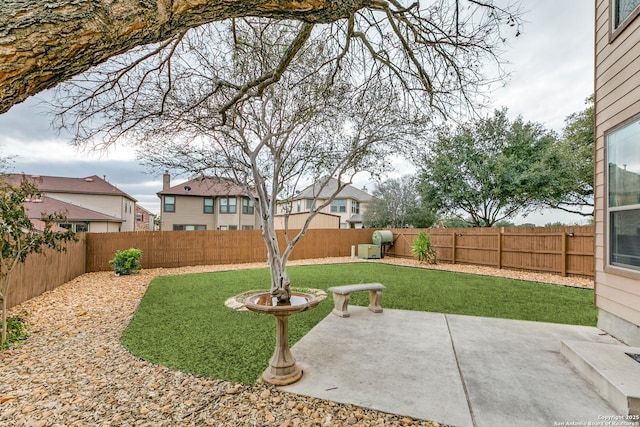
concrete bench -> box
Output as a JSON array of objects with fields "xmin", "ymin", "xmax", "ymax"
[{"xmin": 327, "ymin": 283, "xmax": 386, "ymax": 317}]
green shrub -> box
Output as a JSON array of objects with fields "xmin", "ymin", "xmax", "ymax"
[
  {"xmin": 1, "ymin": 316, "xmax": 29, "ymax": 350},
  {"xmin": 109, "ymin": 248, "xmax": 142, "ymax": 275},
  {"xmin": 411, "ymin": 232, "xmax": 437, "ymax": 264}
]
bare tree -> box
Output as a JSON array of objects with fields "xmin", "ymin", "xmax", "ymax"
[
  {"xmin": 46, "ymin": 1, "xmax": 520, "ymax": 301},
  {"xmin": 49, "ymin": 1, "xmax": 520, "ymax": 132},
  {"xmin": 118, "ymin": 21, "xmax": 423, "ymax": 301},
  {"xmin": 1, "ymin": 1, "xmax": 519, "ymax": 114}
]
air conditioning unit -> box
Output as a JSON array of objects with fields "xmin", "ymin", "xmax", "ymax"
[{"xmin": 358, "ymin": 244, "xmax": 381, "ymax": 260}]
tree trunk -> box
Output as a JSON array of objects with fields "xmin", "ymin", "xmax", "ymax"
[
  {"xmin": 262, "ymin": 219, "xmax": 291, "ymax": 302},
  {"xmin": 1, "ymin": 295, "xmax": 6, "ymax": 346},
  {"xmin": 0, "ymin": 0, "xmax": 367, "ymax": 114}
]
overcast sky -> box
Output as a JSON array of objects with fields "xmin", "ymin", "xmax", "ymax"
[{"xmin": 0, "ymin": 0, "xmax": 594, "ymax": 224}]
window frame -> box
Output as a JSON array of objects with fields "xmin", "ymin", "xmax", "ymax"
[
  {"xmin": 605, "ymin": 113, "xmax": 640, "ymax": 278},
  {"xmin": 219, "ymin": 197, "xmax": 237, "ymax": 214},
  {"xmin": 173, "ymin": 224, "xmax": 207, "ymax": 231},
  {"xmin": 306, "ymin": 199, "xmax": 315, "ymax": 210},
  {"xmin": 610, "ymin": 0, "xmax": 640, "ymax": 41},
  {"xmin": 242, "ymin": 198, "xmax": 255, "ymax": 215},
  {"xmin": 330, "ymin": 199, "xmax": 347, "ymax": 213},
  {"xmin": 203, "ymin": 197, "xmax": 214, "ymax": 214},
  {"xmin": 164, "ymin": 195, "xmax": 176, "ymax": 213}
]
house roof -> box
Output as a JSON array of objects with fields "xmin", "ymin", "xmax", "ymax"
[
  {"xmin": 157, "ymin": 177, "xmax": 255, "ymax": 197},
  {"xmin": 24, "ymin": 196, "xmax": 123, "ymax": 223},
  {"xmin": 30, "ymin": 219, "xmax": 69, "ymax": 233},
  {"xmin": 295, "ymin": 177, "xmax": 374, "ymax": 202},
  {"xmin": 2, "ymin": 174, "xmax": 137, "ymax": 202},
  {"xmin": 135, "ymin": 204, "xmax": 155, "ymax": 216}
]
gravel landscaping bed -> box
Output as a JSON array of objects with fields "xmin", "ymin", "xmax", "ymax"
[{"xmin": 1, "ymin": 258, "xmax": 591, "ymax": 426}]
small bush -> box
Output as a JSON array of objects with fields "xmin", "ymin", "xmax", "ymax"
[
  {"xmin": 109, "ymin": 248, "xmax": 142, "ymax": 275},
  {"xmin": 1, "ymin": 316, "xmax": 29, "ymax": 350},
  {"xmin": 411, "ymin": 232, "xmax": 437, "ymax": 264}
]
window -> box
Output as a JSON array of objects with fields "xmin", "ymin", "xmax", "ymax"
[
  {"xmin": 173, "ymin": 224, "xmax": 206, "ymax": 231},
  {"xmin": 306, "ymin": 199, "xmax": 315, "ymax": 210},
  {"xmin": 330, "ymin": 199, "xmax": 347, "ymax": 213},
  {"xmin": 59, "ymin": 222, "xmax": 89, "ymax": 232},
  {"xmin": 164, "ymin": 195, "xmax": 175, "ymax": 212},
  {"xmin": 204, "ymin": 197, "xmax": 214, "ymax": 214},
  {"xmin": 242, "ymin": 225, "xmax": 254, "ymax": 230},
  {"xmin": 220, "ymin": 197, "xmax": 237, "ymax": 214},
  {"xmin": 136, "ymin": 213, "xmax": 143, "ymax": 222},
  {"xmin": 352, "ymin": 201, "xmax": 360, "ymax": 214},
  {"xmin": 242, "ymin": 198, "xmax": 255, "ymax": 215},
  {"xmin": 607, "ymin": 118, "xmax": 640, "ymax": 271},
  {"xmin": 614, "ymin": 0, "xmax": 640, "ymax": 29},
  {"xmin": 229, "ymin": 225, "xmax": 238, "ymax": 231},
  {"xmin": 297, "ymin": 200, "xmax": 301, "ymax": 212}
]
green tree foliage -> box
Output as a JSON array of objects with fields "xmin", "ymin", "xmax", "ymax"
[
  {"xmin": 0, "ymin": 177, "xmax": 77, "ymax": 345},
  {"xmin": 544, "ymin": 96, "xmax": 594, "ymax": 216},
  {"xmin": 493, "ymin": 220, "xmax": 516, "ymax": 227},
  {"xmin": 438, "ymin": 217, "xmax": 474, "ymax": 228},
  {"xmin": 418, "ymin": 108, "xmax": 561, "ymax": 227},
  {"xmin": 363, "ymin": 176, "xmax": 436, "ymax": 228}
]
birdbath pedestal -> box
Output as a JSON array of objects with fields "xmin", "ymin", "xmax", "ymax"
[{"xmin": 244, "ymin": 291, "xmax": 324, "ymax": 385}]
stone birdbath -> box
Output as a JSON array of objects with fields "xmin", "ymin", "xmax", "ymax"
[{"xmin": 239, "ymin": 290, "xmax": 325, "ymax": 385}]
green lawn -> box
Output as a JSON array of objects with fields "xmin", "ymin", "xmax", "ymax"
[{"xmin": 121, "ymin": 263, "xmax": 596, "ymax": 384}]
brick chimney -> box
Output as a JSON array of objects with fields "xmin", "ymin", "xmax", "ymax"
[{"xmin": 163, "ymin": 171, "xmax": 170, "ymax": 191}]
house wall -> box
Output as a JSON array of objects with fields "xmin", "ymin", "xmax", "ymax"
[
  {"xmin": 161, "ymin": 195, "xmax": 216, "ymax": 230},
  {"xmin": 594, "ymin": 0, "xmax": 640, "ymax": 345},
  {"xmin": 283, "ymin": 198, "xmax": 369, "ymax": 228},
  {"xmin": 160, "ymin": 195, "xmax": 260, "ymax": 231},
  {"xmin": 273, "ymin": 212, "xmax": 340, "ymax": 229},
  {"xmin": 89, "ymin": 221, "xmax": 123, "ymax": 233},
  {"xmin": 47, "ymin": 193, "xmax": 136, "ymax": 232},
  {"xmin": 134, "ymin": 206, "xmax": 155, "ymax": 231}
]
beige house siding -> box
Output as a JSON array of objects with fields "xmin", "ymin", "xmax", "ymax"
[
  {"xmin": 594, "ymin": 0, "xmax": 640, "ymax": 345},
  {"xmin": 88, "ymin": 222, "xmax": 123, "ymax": 233},
  {"xmin": 274, "ymin": 212, "xmax": 341, "ymax": 230},
  {"xmin": 281, "ymin": 198, "xmax": 369, "ymax": 229},
  {"xmin": 160, "ymin": 195, "xmax": 260, "ymax": 231},
  {"xmin": 161, "ymin": 195, "xmax": 216, "ymax": 230},
  {"xmin": 48, "ymin": 193, "xmax": 136, "ymax": 232}
]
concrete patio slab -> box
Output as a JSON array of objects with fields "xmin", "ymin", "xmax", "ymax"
[
  {"xmin": 280, "ymin": 308, "xmax": 473, "ymax": 427},
  {"xmin": 280, "ymin": 307, "xmax": 632, "ymax": 427}
]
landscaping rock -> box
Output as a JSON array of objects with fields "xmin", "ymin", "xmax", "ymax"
[{"xmin": 1, "ymin": 257, "xmax": 589, "ymax": 426}]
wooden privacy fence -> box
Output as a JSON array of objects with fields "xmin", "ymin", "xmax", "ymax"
[
  {"xmin": 6, "ymin": 234, "xmax": 86, "ymax": 309},
  {"xmin": 7, "ymin": 226, "xmax": 594, "ymax": 309},
  {"xmin": 386, "ymin": 226, "xmax": 594, "ymax": 278},
  {"xmin": 85, "ymin": 228, "xmax": 375, "ymax": 272}
]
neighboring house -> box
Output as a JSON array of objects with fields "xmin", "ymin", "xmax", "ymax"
[
  {"xmin": 3, "ymin": 174, "xmax": 137, "ymax": 232},
  {"xmin": 24, "ymin": 195, "xmax": 123, "ymax": 232},
  {"xmin": 273, "ymin": 211, "xmax": 341, "ymax": 230},
  {"xmin": 594, "ymin": 0, "xmax": 640, "ymax": 345},
  {"xmin": 157, "ymin": 174, "xmax": 260, "ymax": 231},
  {"xmin": 277, "ymin": 178, "xmax": 374, "ymax": 229},
  {"xmin": 134, "ymin": 204, "xmax": 156, "ymax": 231}
]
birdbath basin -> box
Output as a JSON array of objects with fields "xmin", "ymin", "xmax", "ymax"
[{"xmin": 244, "ymin": 291, "xmax": 324, "ymax": 385}]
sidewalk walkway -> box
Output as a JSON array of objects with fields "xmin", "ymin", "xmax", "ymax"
[{"xmin": 280, "ymin": 307, "xmax": 627, "ymax": 427}]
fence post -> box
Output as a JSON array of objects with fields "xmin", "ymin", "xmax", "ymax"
[
  {"xmin": 452, "ymin": 231, "xmax": 457, "ymax": 264},
  {"xmin": 561, "ymin": 232, "xmax": 568, "ymax": 277},
  {"xmin": 497, "ymin": 228, "xmax": 503, "ymax": 269}
]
